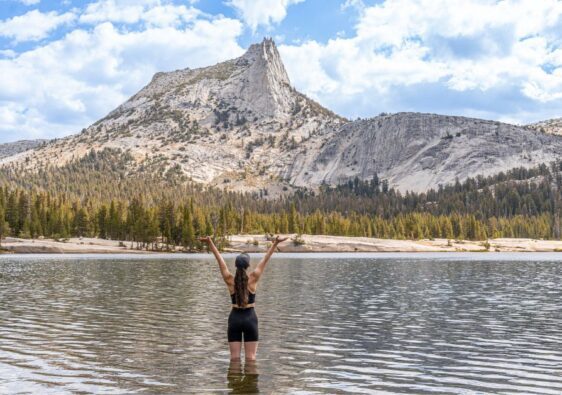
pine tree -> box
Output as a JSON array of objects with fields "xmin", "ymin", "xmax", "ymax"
[
  {"xmin": 5, "ymin": 192, "xmax": 18, "ymax": 235},
  {"xmin": 289, "ymin": 202, "xmax": 299, "ymax": 233},
  {"xmin": 73, "ymin": 207, "xmax": 90, "ymax": 237},
  {"xmin": 97, "ymin": 205, "xmax": 108, "ymax": 239},
  {"xmin": 0, "ymin": 206, "xmax": 9, "ymax": 247},
  {"xmin": 181, "ymin": 206, "xmax": 195, "ymax": 250}
]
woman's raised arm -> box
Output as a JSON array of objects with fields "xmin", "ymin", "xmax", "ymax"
[
  {"xmin": 198, "ymin": 236, "xmax": 233, "ymax": 284},
  {"xmin": 250, "ymin": 235, "xmax": 288, "ymax": 283}
]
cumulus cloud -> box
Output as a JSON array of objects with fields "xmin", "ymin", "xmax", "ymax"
[
  {"xmin": 19, "ymin": 0, "xmax": 40, "ymax": 5},
  {"xmin": 79, "ymin": 0, "xmax": 201, "ymax": 27},
  {"xmin": 0, "ymin": 11, "xmax": 244, "ymax": 141},
  {"xmin": 0, "ymin": 49, "xmax": 16, "ymax": 58},
  {"xmin": 0, "ymin": 9, "xmax": 76, "ymax": 42},
  {"xmin": 279, "ymin": 0, "xmax": 562, "ymax": 122},
  {"xmin": 226, "ymin": 0, "xmax": 304, "ymax": 31}
]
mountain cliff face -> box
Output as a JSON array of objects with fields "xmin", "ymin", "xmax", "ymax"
[
  {"xmin": 1, "ymin": 39, "xmax": 561, "ymax": 193},
  {"xmin": 287, "ymin": 113, "xmax": 562, "ymax": 191}
]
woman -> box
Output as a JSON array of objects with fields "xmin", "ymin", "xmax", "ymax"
[{"xmin": 198, "ymin": 235, "xmax": 287, "ymax": 361}]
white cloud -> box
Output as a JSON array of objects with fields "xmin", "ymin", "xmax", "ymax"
[
  {"xmin": 279, "ymin": 0, "xmax": 562, "ymax": 122},
  {"xmin": 78, "ymin": 0, "xmax": 202, "ymax": 27},
  {"xmin": 20, "ymin": 0, "xmax": 40, "ymax": 5},
  {"xmin": 0, "ymin": 9, "xmax": 76, "ymax": 42},
  {"xmin": 141, "ymin": 4, "xmax": 201, "ymax": 27},
  {"xmin": 79, "ymin": 0, "xmax": 149, "ymax": 24},
  {"xmin": 226, "ymin": 0, "xmax": 304, "ymax": 31},
  {"xmin": 0, "ymin": 13, "xmax": 244, "ymax": 141},
  {"xmin": 0, "ymin": 49, "xmax": 16, "ymax": 58},
  {"xmin": 341, "ymin": 0, "xmax": 364, "ymax": 12}
]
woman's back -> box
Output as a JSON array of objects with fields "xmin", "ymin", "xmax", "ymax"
[{"xmin": 231, "ymin": 291, "xmax": 255, "ymax": 305}]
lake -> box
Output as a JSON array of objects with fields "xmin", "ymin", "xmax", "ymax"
[{"xmin": 1, "ymin": 252, "xmax": 562, "ymax": 394}]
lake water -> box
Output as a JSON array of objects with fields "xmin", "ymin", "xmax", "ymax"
[{"xmin": 1, "ymin": 252, "xmax": 562, "ymax": 394}]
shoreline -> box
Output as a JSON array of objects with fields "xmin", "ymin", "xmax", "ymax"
[{"xmin": 1, "ymin": 234, "xmax": 561, "ymax": 254}]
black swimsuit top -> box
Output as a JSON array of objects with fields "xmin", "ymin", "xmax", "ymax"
[{"xmin": 231, "ymin": 291, "xmax": 256, "ymax": 305}]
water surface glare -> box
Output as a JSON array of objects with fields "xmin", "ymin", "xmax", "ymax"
[{"xmin": 1, "ymin": 253, "xmax": 561, "ymax": 394}]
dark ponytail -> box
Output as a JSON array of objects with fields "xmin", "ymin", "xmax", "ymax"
[{"xmin": 234, "ymin": 253, "xmax": 250, "ymax": 307}]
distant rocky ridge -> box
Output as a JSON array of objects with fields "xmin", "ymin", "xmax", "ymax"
[
  {"xmin": 527, "ymin": 118, "xmax": 562, "ymax": 136},
  {"xmin": 0, "ymin": 39, "xmax": 561, "ymax": 194},
  {"xmin": 286, "ymin": 112, "xmax": 562, "ymax": 191},
  {"xmin": 0, "ymin": 139, "xmax": 46, "ymax": 159}
]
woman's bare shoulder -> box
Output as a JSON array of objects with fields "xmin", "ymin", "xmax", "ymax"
[{"xmin": 248, "ymin": 271, "xmax": 258, "ymax": 282}]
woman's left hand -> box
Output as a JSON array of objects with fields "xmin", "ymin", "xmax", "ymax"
[{"xmin": 273, "ymin": 235, "xmax": 288, "ymax": 244}]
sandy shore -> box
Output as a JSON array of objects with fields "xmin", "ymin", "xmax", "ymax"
[
  {"xmin": 0, "ymin": 237, "xmax": 154, "ymax": 254},
  {"xmin": 228, "ymin": 235, "xmax": 562, "ymax": 253},
  {"xmin": 1, "ymin": 235, "xmax": 561, "ymax": 254}
]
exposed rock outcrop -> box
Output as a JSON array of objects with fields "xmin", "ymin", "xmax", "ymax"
[{"xmin": 527, "ymin": 118, "xmax": 562, "ymax": 136}]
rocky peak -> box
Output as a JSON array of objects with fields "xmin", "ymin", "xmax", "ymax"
[
  {"xmin": 226, "ymin": 38, "xmax": 295, "ymax": 120},
  {"xmin": 239, "ymin": 38, "xmax": 291, "ymax": 86},
  {"xmin": 122, "ymin": 38, "xmax": 316, "ymax": 124}
]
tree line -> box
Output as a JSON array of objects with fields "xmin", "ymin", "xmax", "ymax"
[{"xmin": 0, "ymin": 191, "xmax": 558, "ymax": 251}]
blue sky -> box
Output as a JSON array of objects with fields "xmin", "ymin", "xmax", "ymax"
[{"xmin": 1, "ymin": 0, "xmax": 562, "ymax": 143}]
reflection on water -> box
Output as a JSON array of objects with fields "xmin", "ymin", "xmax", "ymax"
[
  {"xmin": 227, "ymin": 360, "xmax": 259, "ymax": 394},
  {"xmin": 0, "ymin": 253, "xmax": 562, "ymax": 394}
]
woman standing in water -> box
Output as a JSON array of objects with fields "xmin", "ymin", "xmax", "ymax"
[{"xmin": 198, "ymin": 235, "xmax": 287, "ymax": 361}]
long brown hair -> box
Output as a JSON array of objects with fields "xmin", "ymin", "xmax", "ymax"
[{"xmin": 234, "ymin": 253, "xmax": 250, "ymax": 307}]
